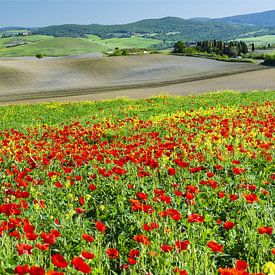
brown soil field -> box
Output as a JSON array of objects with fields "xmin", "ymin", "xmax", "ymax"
[{"xmin": 0, "ymin": 55, "xmax": 273, "ymax": 104}]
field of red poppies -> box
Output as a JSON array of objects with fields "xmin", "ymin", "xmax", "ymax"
[{"xmin": 0, "ymin": 91, "xmax": 274, "ymax": 275}]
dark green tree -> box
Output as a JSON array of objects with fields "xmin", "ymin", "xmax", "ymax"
[{"xmin": 173, "ymin": 41, "xmax": 186, "ymax": 53}]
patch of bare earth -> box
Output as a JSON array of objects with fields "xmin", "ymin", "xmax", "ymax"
[{"xmin": 0, "ymin": 55, "xmax": 273, "ymax": 104}]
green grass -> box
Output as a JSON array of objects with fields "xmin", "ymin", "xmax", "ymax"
[
  {"xmin": 0, "ymin": 34, "xmax": 162, "ymax": 57},
  {"xmin": 87, "ymin": 35, "xmax": 162, "ymax": 49},
  {"xmin": 0, "ymin": 36, "xmax": 109, "ymax": 57},
  {"xmin": 0, "ymin": 90, "xmax": 274, "ymax": 131},
  {"xmin": 237, "ymin": 35, "xmax": 275, "ymax": 46}
]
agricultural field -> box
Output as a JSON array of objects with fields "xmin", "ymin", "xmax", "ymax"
[
  {"xmin": 237, "ymin": 35, "xmax": 275, "ymax": 47},
  {"xmin": 0, "ymin": 54, "xmax": 264, "ymax": 103},
  {"xmin": 0, "ymin": 34, "xmax": 162, "ymax": 57},
  {"xmin": 0, "ymin": 36, "xmax": 109, "ymax": 57},
  {"xmin": 87, "ymin": 35, "xmax": 162, "ymax": 49},
  {"xmin": 0, "ymin": 91, "xmax": 274, "ymax": 274}
]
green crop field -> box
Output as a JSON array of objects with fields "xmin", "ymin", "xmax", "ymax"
[
  {"xmin": 238, "ymin": 35, "xmax": 275, "ymax": 46},
  {"xmin": 0, "ymin": 91, "xmax": 274, "ymax": 275},
  {"xmin": 87, "ymin": 35, "xmax": 162, "ymax": 49},
  {"xmin": 0, "ymin": 35, "xmax": 109, "ymax": 57},
  {"xmin": 0, "ymin": 34, "xmax": 162, "ymax": 57}
]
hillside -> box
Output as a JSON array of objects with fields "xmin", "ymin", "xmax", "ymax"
[
  {"xmin": 35, "ymin": 17, "xmax": 267, "ymax": 42},
  {"xmin": 215, "ymin": 10, "xmax": 275, "ymax": 27},
  {"xmin": 0, "ymin": 35, "xmax": 161, "ymax": 57},
  {"xmin": 0, "ymin": 55, "xmax": 261, "ymax": 103}
]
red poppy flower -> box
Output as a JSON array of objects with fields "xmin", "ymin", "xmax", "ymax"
[
  {"xmin": 76, "ymin": 208, "xmax": 85, "ymax": 213},
  {"xmin": 133, "ymin": 234, "xmax": 150, "ymax": 246},
  {"xmin": 175, "ymin": 240, "xmax": 190, "ymax": 252},
  {"xmin": 161, "ymin": 244, "xmax": 173, "ymax": 252},
  {"xmin": 128, "ymin": 257, "xmax": 137, "ymax": 265},
  {"xmin": 17, "ymin": 243, "xmax": 33, "ymax": 255},
  {"xmin": 174, "ymin": 268, "xmax": 189, "ymax": 275},
  {"xmin": 229, "ymin": 194, "xmax": 238, "ymax": 202},
  {"xmin": 207, "ymin": 241, "xmax": 223, "ymax": 253},
  {"xmin": 236, "ymin": 260, "xmax": 248, "ymax": 271},
  {"xmin": 244, "ymin": 194, "xmax": 258, "ymax": 204},
  {"xmin": 188, "ymin": 213, "xmax": 204, "ymax": 223},
  {"xmin": 29, "ymin": 266, "xmax": 45, "ymax": 275},
  {"xmin": 136, "ymin": 192, "xmax": 148, "ymax": 200},
  {"xmin": 79, "ymin": 197, "xmax": 85, "ymax": 206},
  {"xmin": 10, "ymin": 230, "xmax": 21, "ymax": 240},
  {"xmin": 82, "ymin": 234, "xmax": 95, "ymax": 243},
  {"xmin": 232, "ymin": 167, "xmax": 246, "ymax": 175},
  {"xmin": 14, "ymin": 265, "xmax": 29, "ymax": 275},
  {"xmin": 218, "ymin": 260, "xmax": 248, "ymax": 275},
  {"xmin": 88, "ymin": 184, "xmax": 96, "ymax": 191},
  {"xmin": 223, "ymin": 221, "xmax": 235, "ymax": 230},
  {"xmin": 95, "ymin": 221, "xmax": 106, "ymax": 233},
  {"xmin": 46, "ymin": 271, "xmax": 65, "ymax": 275},
  {"xmin": 51, "ymin": 254, "xmax": 68, "ymax": 269},
  {"xmin": 186, "ymin": 185, "xmax": 199, "ymax": 193},
  {"xmin": 106, "ymin": 248, "xmax": 119, "ymax": 259},
  {"xmin": 36, "ymin": 243, "xmax": 50, "ymax": 251},
  {"xmin": 168, "ymin": 167, "xmax": 176, "ymax": 176},
  {"xmin": 207, "ymin": 171, "xmax": 215, "ymax": 178},
  {"xmin": 143, "ymin": 222, "xmax": 159, "ymax": 231},
  {"xmin": 129, "ymin": 249, "xmax": 140, "ymax": 258},
  {"xmin": 71, "ymin": 257, "xmax": 91, "ymax": 274},
  {"xmin": 81, "ymin": 251, "xmax": 95, "ymax": 259},
  {"xmin": 258, "ymin": 226, "xmax": 273, "ymax": 235},
  {"xmin": 272, "ymin": 248, "xmax": 275, "ymax": 255}
]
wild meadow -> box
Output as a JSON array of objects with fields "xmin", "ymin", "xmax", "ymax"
[{"xmin": 0, "ymin": 91, "xmax": 274, "ymax": 274}]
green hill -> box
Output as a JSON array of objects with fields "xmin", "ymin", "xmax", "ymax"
[
  {"xmin": 236, "ymin": 35, "xmax": 275, "ymax": 46},
  {"xmin": 215, "ymin": 10, "xmax": 275, "ymax": 27},
  {"xmin": 35, "ymin": 17, "xmax": 268, "ymax": 42},
  {"xmin": 0, "ymin": 35, "xmax": 161, "ymax": 57}
]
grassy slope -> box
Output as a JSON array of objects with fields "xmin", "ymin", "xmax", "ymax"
[
  {"xmin": 0, "ymin": 34, "xmax": 162, "ymax": 57},
  {"xmin": 0, "ymin": 91, "xmax": 274, "ymax": 131},
  {"xmin": 0, "ymin": 36, "xmax": 109, "ymax": 57},
  {"xmin": 237, "ymin": 35, "xmax": 275, "ymax": 46},
  {"xmin": 87, "ymin": 35, "xmax": 162, "ymax": 49}
]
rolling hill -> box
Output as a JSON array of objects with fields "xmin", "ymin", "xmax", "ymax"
[
  {"xmin": 215, "ymin": 10, "xmax": 275, "ymax": 27},
  {"xmin": 34, "ymin": 17, "xmax": 267, "ymax": 42},
  {"xmin": 0, "ymin": 35, "xmax": 162, "ymax": 57},
  {"xmin": 1, "ymin": 10, "xmax": 275, "ymax": 57}
]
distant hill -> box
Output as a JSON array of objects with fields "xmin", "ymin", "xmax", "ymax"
[
  {"xmin": 215, "ymin": 10, "xmax": 275, "ymax": 27},
  {"xmin": 188, "ymin": 17, "xmax": 211, "ymax": 22},
  {"xmin": 2, "ymin": 10, "xmax": 275, "ymax": 44},
  {"xmin": 35, "ymin": 16, "xmax": 271, "ymax": 42}
]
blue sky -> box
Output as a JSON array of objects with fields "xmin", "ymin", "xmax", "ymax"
[{"xmin": 0, "ymin": 0, "xmax": 274, "ymax": 27}]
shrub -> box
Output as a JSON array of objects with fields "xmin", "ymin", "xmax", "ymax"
[{"xmin": 35, "ymin": 53, "xmax": 44, "ymax": 59}]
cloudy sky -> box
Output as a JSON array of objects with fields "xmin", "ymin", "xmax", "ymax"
[{"xmin": 0, "ymin": 0, "xmax": 274, "ymax": 27}]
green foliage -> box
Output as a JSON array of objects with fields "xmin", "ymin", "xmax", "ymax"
[
  {"xmin": 173, "ymin": 41, "xmax": 186, "ymax": 53},
  {"xmin": 196, "ymin": 40, "xmax": 248, "ymax": 57},
  {"xmin": 0, "ymin": 91, "xmax": 274, "ymax": 131},
  {"xmin": 262, "ymin": 55, "xmax": 275, "ymax": 66},
  {"xmin": 35, "ymin": 53, "xmax": 44, "ymax": 59}
]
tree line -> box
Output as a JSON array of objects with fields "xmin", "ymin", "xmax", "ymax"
[{"xmin": 173, "ymin": 40, "xmax": 250, "ymax": 58}]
